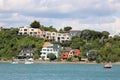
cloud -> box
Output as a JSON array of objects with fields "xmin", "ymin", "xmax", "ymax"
[{"xmin": 0, "ymin": 0, "xmax": 120, "ymax": 34}]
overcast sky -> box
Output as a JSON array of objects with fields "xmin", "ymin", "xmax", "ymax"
[{"xmin": 0, "ymin": 0, "xmax": 120, "ymax": 34}]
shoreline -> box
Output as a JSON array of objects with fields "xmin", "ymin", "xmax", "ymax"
[{"xmin": 1, "ymin": 60, "xmax": 120, "ymax": 65}]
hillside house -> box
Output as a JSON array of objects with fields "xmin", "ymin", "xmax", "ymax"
[{"xmin": 40, "ymin": 44, "xmax": 62, "ymax": 60}]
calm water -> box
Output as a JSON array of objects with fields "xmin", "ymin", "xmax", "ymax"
[{"xmin": 0, "ymin": 63, "xmax": 120, "ymax": 80}]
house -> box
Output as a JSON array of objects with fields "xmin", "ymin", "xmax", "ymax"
[
  {"xmin": 40, "ymin": 44, "xmax": 62, "ymax": 60},
  {"xmin": 61, "ymin": 49, "xmax": 81, "ymax": 60},
  {"xmin": 18, "ymin": 26, "xmax": 42, "ymax": 37},
  {"xmin": 50, "ymin": 32, "xmax": 57, "ymax": 41},
  {"xmin": 17, "ymin": 48, "xmax": 34, "ymax": 59},
  {"xmin": 18, "ymin": 26, "xmax": 71, "ymax": 43},
  {"xmin": 61, "ymin": 49, "xmax": 71, "ymax": 60},
  {"xmin": 56, "ymin": 33, "xmax": 71, "ymax": 43}
]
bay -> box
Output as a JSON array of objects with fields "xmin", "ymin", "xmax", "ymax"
[{"xmin": 0, "ymin": 63, "xmax": 120, "ymax": 80}]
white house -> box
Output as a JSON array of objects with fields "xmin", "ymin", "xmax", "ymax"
[
  {"xmin": 18, "ymin": 26, "xmax": 71, "ymax": 43},
  {"xmin": 18, "ymin": 26, "xmax": 42, "ymax": 37},
  {"xmin": 56, "ymin": 33, "xmax": 71, "ymax": 43},
  {"xmin": 40, "ymin": 44, "xmax": 62, "ymax": 60}
]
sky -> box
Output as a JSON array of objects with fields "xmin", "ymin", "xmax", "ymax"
[{"xmin": 0, "ymin": 0, "xmax": 120, "ymax": 34}]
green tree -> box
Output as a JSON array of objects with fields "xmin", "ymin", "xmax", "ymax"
[
  {"xmin": 47, "ymin": 53, "xmax": 56, "ymax": 61},
  {"xmin": 87, "ymin": 50, "xmax": 99, "ymax": 61},
  {"xmin": 64, "ymin": 26, "xmax": 72, "ymax": 32},
  {"xmin": 59, "ymin": 28, "xmax": 64, "ymax": 33},
  {"xmin": 102, "ymin": 31, "xmax": 110, "ymax": 38},
  {"xmin": 30, "ymin": 20, "xmax": 40, "ymax": 28}
]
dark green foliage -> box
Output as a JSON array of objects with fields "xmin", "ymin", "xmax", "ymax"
[
  {"xmin": 59, "ymin": 28, "xmax": 64, "ymax": 33},
  {"xmin": 47, "ymin": 53, "xmax": 56, "ymax": 61},
  {"xmin": 0, "ymin": 29, "xmax": 44, "ymax": 60},
  {"xmin": 40, "ymin": 25, "xmax": 57, "ymax": 32},
  {"xmin": 64, "ymin": 26, "xmax": 72, "ymax": 32},
  {"xmin": 87, "ymin": 50, "xmax": 99, "ymax": 61},
  {"xmin": 30, "ymin": 20, "xmax": 40, "ymax": 28}
]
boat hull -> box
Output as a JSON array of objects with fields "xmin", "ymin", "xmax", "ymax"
[{"xmin": 104, "ymin": 64, "xmax": 112, "ymax": 68}]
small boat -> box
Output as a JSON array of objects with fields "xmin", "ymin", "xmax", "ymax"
[
  {"xmin": 24, "ymin": 59, "xmax": 33, "ymax": 64},
  {"xmin": 11, "ymin": 61, "xmax": 18, "ymax": 64},
  {"xmin": 104, "ymin": 64, "xmax": 112, "ymax": 68},
  {"xmin": 25, "ymin": 61, "xmax": 33, "ymax": 64}
]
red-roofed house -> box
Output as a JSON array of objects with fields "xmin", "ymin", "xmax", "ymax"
[{"xmin": 61, "ymin": 49, "xmax": 81, "ymax": 60}]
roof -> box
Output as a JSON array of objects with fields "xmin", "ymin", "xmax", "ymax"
[
  {"xmin": 43, "ymin": 42, "xmax": 52, "ymax": 48},
  {"xmin": 47, "ymin": 44, "xmax": 61, "ymax": 50}
]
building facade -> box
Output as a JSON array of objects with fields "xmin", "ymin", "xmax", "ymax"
[
  {"xmin": 18, "ymin": 26, "xmax": 71, "ymax": 42},
  {"xmin": 40, "ymin": 44, "xmax": 62, "ymax": 60},
  {"xmin": 18, "ymin": 26, "xmax": 43, "ymax": 38}
]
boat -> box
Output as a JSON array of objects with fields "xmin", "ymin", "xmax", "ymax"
[
  {"xmin": 24, "ymin": 59, "xmax": 34, "ymax": 64},
  {"xmin": 104, "ymin": 64, "xmax": 112, "ymax": 68},
  {"xmin": 11, "ymin": 61, "xmax": 18, "ymax": 64},
  {"xmin": 24, "ymin": 61, "xmax": 33, "ymax": 64}
]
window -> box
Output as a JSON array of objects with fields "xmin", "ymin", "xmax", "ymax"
[
  {"xmin": 24, "ymin": 32, "xmax": 27, "ymax": 34},
  {"xmin": 62, "ymin": 37, "xmax": 64, "ymax": 39},
  {"xmin": 30, "ymin": 32, "xmax": 32, "ymax": 34},
  {"xmin": 24, "ymin": 29, "xmax": 27, "ymax": 31},
  {"xmin": 58, "ymin": 34, "xmax": 61, "ymax": 36},
  {"xmin": 47, "ymin": 49, "xmax": 49, "ymax": 51},
  {"xmin": 43, "ymin": 49, "xmax": 46, "ymax": 51},
  {"xmin": 53, "ymin": 33, "xmax": 55, "ymax": 35},
  {"xmin": 19, "ymin": 32, "xmax": 22, "ymax": 35},
  {"xmin": 50, "ymin": 49, "xmax": 52, "ymax": 51},
  {"xmin": 31, "ymin": 29, "xmax": 34, "ymax": 31},
  {"xmin": 43, "ymin": 53, "xmax": 46, "ymax": 54},
  {"xmin": 67, "ymin": 37, "xmax": 69, "ymax": 39}
]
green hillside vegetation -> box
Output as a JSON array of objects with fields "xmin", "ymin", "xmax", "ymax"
[
  {"xmin": 0, "ymin": 29, "xmax": 44, "ymax": 60},
  {"xmin": 0, "ymin": 21, "xmax": 120, "ymax": 63}
]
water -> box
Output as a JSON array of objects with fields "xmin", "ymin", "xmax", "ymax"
[{"xmin": 0, "ymin": 63, "xmax": 120, "ymax": 80}]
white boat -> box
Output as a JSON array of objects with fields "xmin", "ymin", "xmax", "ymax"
[
  {"xmin": 24, "ymin": 59, "xmax": 34, "ymax": 64},
  {"xmin": 11, "ymin": 61, "xmax": 18, "ymax": 64},
  {"xmin": 104, "ymin": 64, "xmax": 112, "ymax": 68},
  {"xmin": 25, "ymin": 61, "xmax": 33, "ymax": 64}
]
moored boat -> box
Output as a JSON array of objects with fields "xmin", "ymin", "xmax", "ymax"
[
  {"xmin": 11, "ymin": 61, "xmax": 18, "ymax": 64},
  {"xmin": 24, "ymin": 59, "xmax": 34, "ymax": 64},
  {"xmin": 24, "ymin": 61, "xmax": 33, "ymax": 64},
  {"xmin": 104, "ymin": 64, "xmax": 112, "ymax": 68}
]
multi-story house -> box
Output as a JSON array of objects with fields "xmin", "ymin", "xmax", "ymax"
[
  {"xmin": 61, "ymin": 49, "xmax": 81, "ymax": 60},
  {"xmin": 18, "ymin": 26, "xmax": 42, "ymax": 38},
  {"xmin": 18, "ymin": 26, "xmax": 71, "ymax": 43},
  {"xmin": 40, "ymin": 44, "xmax": 62, "ymax": 60},
  {"xmin": 50, "ymin": 32, "xmax": 57, "ymax": 41},
  {"xmin": 56, "ymin": 33, "xmax": 71, "ymax": 43},
  {"xmin": 17, "ymin": 48, "xmax": 34, "ymax": 59}
]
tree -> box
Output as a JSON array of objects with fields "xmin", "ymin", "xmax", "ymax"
[
  {"xmin": 102, "ymin": 31, "xmax": 110, "ymax": 38},
  {"xmin": 30, "ymin": 20, "xmax": 40, "ymax": 28},
  {"xmin": 87, "ymin": 50, "xmax": 99, "ymax": 61},
  {"xmin": 64, "ymin": 26, "xmax": 72, "ymax": 32},
  {"xmin": 49, "ymin": 26, "xmax": 57, "ymax": 32},
  {"xmin": 47, "ymin": 53, "xmax": 56, "ymax": 61},
  {"xmin": 59, "ymin": 28, "xmax": 64, "ymax": 33}
]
